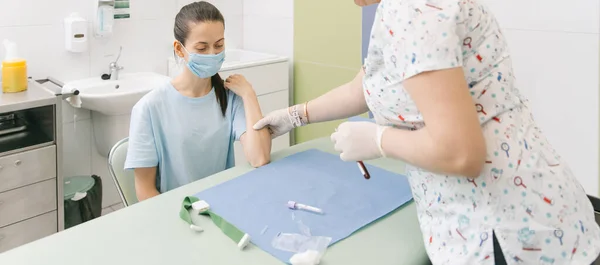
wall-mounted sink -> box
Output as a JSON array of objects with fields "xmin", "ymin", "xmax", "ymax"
[
  {"xmin": 64, "ymin": 72, "xmax": 169, "ymax": 116},
  {"xmin": 64, "ymin": 72, "xmax": 170, "ymax": 157}
]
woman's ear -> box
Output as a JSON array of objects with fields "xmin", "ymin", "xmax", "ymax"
[{"xmin": 173, "ymin": 41, "xmax": 186, "ymax": 59}]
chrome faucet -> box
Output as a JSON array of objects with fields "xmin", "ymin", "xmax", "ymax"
[{"xmin": 108, "ymin": 46, "xmax": 124, "ymax": 80}]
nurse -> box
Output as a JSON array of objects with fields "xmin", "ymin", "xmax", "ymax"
[
  {"xmin": 125, "ymin": 1, "xmax": 271, "ymax": 201},
  {"xmin": 254, "ymin": 0, "xmax": 600, "ymax": 264}
]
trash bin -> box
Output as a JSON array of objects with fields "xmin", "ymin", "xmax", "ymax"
[{"xmin": 63, "ymin": 175, "xmax": 103, "ymax": 229}]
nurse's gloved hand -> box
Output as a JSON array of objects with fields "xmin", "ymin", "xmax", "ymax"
[
  {"xmin": 331, "ymin": 121, "xmax": 387, "ymax": 161},
  {"xmin": 254, "ymin": 104, "xmax": 308, "ymax": 139}
]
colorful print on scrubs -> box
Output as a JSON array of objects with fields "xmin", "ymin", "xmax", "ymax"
[{"xmin": 362, "ymin": 0, "xmax": 600, "ymax": 264}]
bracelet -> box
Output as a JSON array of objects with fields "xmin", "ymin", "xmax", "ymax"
[
  {"xmin": 304, "ymin": 101, "xmax": 310, "ymax": 124},
  {"xmin": 289, "ymin": 103, "xmax": 311, "ymax": 127},
  {"xmin": 376, "ymin": 125, "xmax": 388, "ymax": 157}
]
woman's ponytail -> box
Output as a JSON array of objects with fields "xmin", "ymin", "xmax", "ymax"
[{"xmin": 211, "ymin": 73, "xmax": 228, "ymax": 116}]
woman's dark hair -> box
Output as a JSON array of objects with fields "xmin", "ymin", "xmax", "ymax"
[{"xmin": 174, "ymin": 1, "xmax": 227, "ymax": 116}]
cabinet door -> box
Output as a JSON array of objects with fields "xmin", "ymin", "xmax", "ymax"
[
  {"xmin": 0, "ymin": 179, "xmax": 57, "ymax": 228},
  {"xmin": 0, "ymin": 146, "xmax": 56, "ymax": 193},
  {"xmin": 219, "ymin": 62, "xmax": 289, "ymax": 96},
  {"xmin": 0, "ymin": 211, "xmax": 57, "ymax": 253},
  {"xmin": 234, "ymin": 90, "xmax": 290, "ymax": 166}
]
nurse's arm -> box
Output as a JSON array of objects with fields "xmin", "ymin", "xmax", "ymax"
[
  {"xmin": 134, "ymin": 167, "xmax": 160, "ymax": 201},
  {"xmin": 239, "ymin": 92, "xmax": 272, "ymax": 167},
  {"xmin": 305, "ymin": 68, "xmax": 369, "ymax": 123},
  {"xmin": 380, "ymin": 67, "xmax": 487, "ymax": 178}
]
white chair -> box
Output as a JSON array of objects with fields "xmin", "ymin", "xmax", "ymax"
[{"xmin": 108, "ymin": 138, "xmax": 138, "ymax": 206}]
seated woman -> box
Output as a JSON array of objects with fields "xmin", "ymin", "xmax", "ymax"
[{"xmin": 125, "ymin": 1, "xmax": 271, "ymax": 201}]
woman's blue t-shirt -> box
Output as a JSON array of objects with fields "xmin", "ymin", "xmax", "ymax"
[{"xmin": 124, "ymin": 81, "xmax": 246, "ymax": 192}]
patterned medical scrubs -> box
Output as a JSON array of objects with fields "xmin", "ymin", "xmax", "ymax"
[{"xmin": 362, "ymin": 0, "xmax": 600, "ymax": 264}]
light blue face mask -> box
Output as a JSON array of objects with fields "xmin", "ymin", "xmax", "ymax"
[{"xmin": 181, "ymin": 44, "xmax": 225, "ymax": 78}]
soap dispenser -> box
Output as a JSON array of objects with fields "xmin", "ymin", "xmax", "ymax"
[
  {"xmin": 94, "ymin": 0, "xmax": 115, "ymax": 38},
  {"xmin": 64, "ymin": 13, "xmax": 88, "ymax": 53}
]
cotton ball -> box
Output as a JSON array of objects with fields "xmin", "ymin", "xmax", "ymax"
[{"xmin": 289, "ymin": 250, "xmax": 321, "ymax": 265}]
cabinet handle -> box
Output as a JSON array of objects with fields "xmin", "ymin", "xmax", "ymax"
[
  {"xmin": 0, "ymin": 165, "xmax": 3, "ymax": 171},
  {"xmin": 0, "ymin": 235, "xmax": 4, "ymax": 241},
  {"xmin": 0, "ymin": 201, "xmax": 3, "ymax": 206},
  {"xmin": 14, "ymin": 160, "xmax": 21, "ymax": 166}
]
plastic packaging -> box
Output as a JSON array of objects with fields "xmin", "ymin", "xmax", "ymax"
[
  {"xmin": 271, "ymin": 216, "xmax": 332, "ymax": 265},
  {"xmin": 1, "ymin": 39, "xmax": 27, "ymax": 93},
  {"xmin": 272, "ymin": 233, "xmax": 332, "ymax": 265},
  {"xmin": 271, "ymin": 233, "xmax": 332, "ymax": 254},
  {"xmin": 297, "ymin": 219, "xmax": 311, "ymax": 237}
]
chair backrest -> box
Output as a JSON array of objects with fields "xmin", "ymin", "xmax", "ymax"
[{"xmin": 108, "ymin": 138, "xmax": 138, "ymax": 206}]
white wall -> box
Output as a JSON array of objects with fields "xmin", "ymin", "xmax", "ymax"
[
  {"xmin": 242, "ymin": 0, "xmax": 294, "ymax": 84},
  {"xmin": 177, "ymin": 0, "xmax": 244, "ymax": 49},
  {"xmin": 482, "ymin": 0, "xmax": 600, "ymax": 195},
  {"xmin": 242, "ymin": 0, "xmax": 294, "ymax": 140},
  {"xmin": 0, "ymin": 0, "xmax": 244, "ymax": 207},
  {"xmin": 242, "ymin": 0, "xmax": 294, "ymax": 58}
]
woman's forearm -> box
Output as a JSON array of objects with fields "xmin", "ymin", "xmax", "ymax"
[
  {"xmin": 137, "ymin": 187, "xmax": 160, "ymax": 201},
  {"xmin": 307, "ymin": 69, "xmax": 369, "ymax": 123},
  {"xmin": 241, "ymin": 91, "xmax": 272, "ymax": 167},
  {"xmin": 380, "ymin": 127, "xmax": 486, "ymax": 178},
  {"xmin": 380, "ymin": 68, "xmax": 487, "ymax": 178}
]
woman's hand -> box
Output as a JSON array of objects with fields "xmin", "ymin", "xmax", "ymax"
[
  {"xmin": 225, "ymin": 74, "xmax": 256, "ymax": 98},
  {"xmin": 331, "ymin": 121, "xmax": 386, "ymax": 161}
]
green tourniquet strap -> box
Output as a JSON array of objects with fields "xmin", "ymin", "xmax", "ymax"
[
  {"xmin": 179, "ymin": 196, "xmax": 199, "ymax": 224},
  {"xmin": 180, "ymin": 196, "xmax": 245, "ymax": 244}
]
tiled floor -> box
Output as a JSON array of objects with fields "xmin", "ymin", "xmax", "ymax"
[{"xmin": 101, "ymin": 202, "xmax": 124, "ymax": 216}]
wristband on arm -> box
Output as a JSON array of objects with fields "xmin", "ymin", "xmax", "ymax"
[{"xmin": 287, "ymin": 102, "xmax": 310, "ymax": 127}]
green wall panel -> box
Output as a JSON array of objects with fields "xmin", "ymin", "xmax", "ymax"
[
  {"xmin": 293, "ymin": 61, "xmax": 358, "ymax": 143},
  {"xmin": 293, "ymin": 0, "xmax": 362, "ymax": 143}
]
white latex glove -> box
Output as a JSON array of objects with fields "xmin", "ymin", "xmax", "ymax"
[
  {"xmin": 253, "ymin": 107, "xmax": 298, "ymax": 139},
  {"xmin": 331, "ymin": 121, "xmax": 387, "ymax": 161}
]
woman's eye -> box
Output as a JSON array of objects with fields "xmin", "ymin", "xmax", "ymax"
[{"xmin": 215, "ymin": 45, "xmax": 223, "ymax": 48}]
